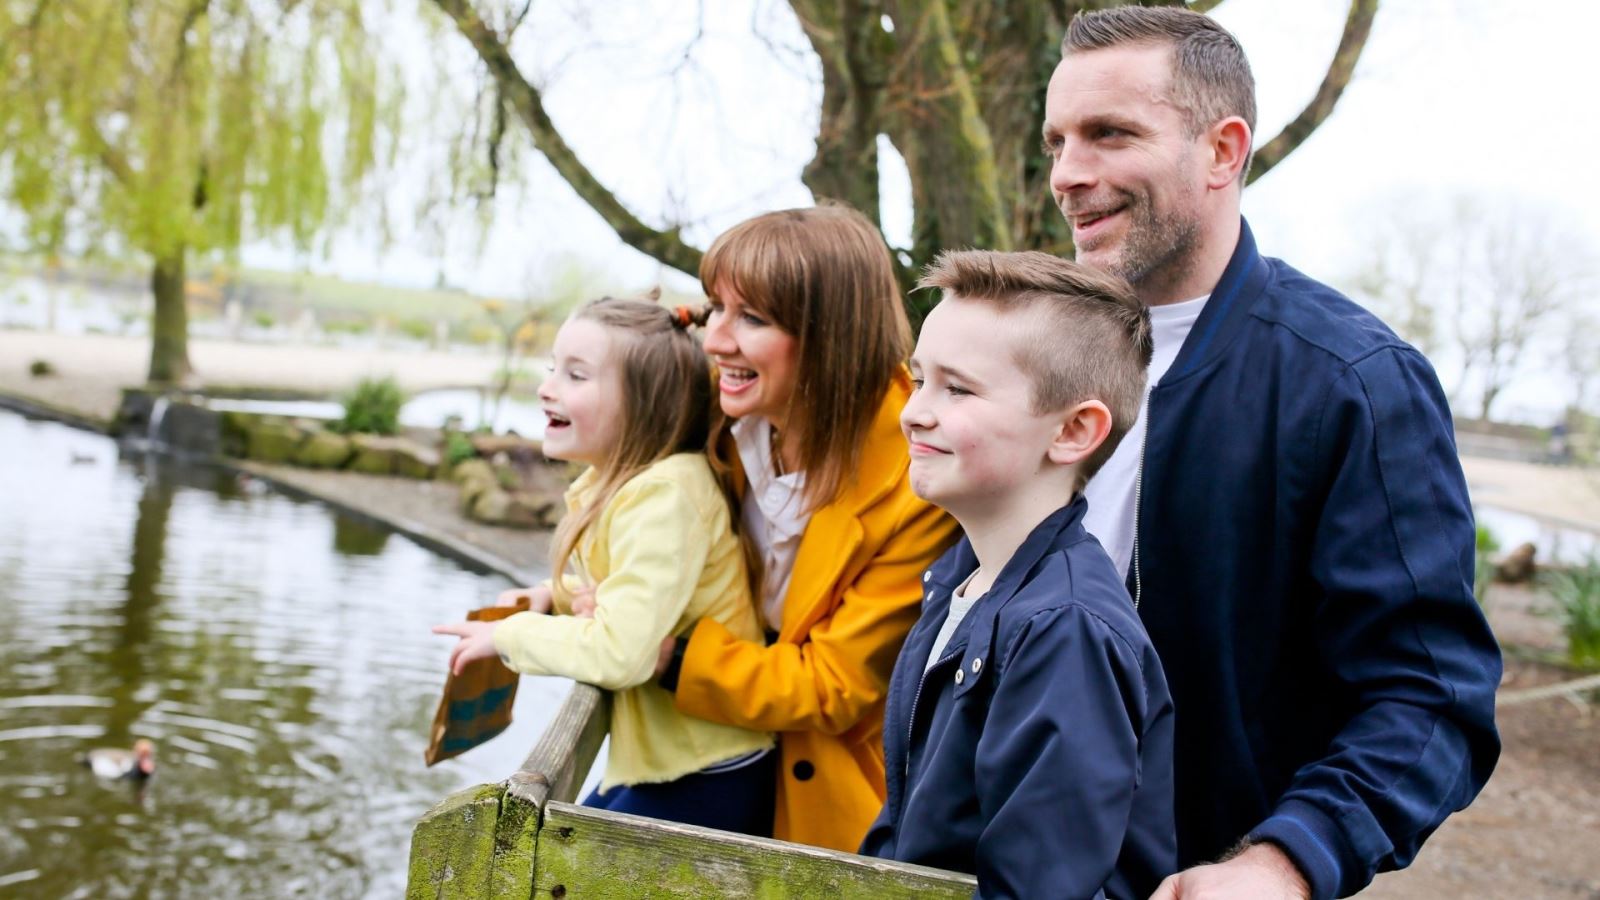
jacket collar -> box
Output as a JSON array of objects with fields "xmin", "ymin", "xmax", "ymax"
[
  {"xmin": 1160, "ymin": 217, "xmax": 1271, "ymax": 387},
  {"xmin": 923, "ymin": 495, "xmax": 1090, "ymax": 696},
  {"xmin": 927, "ymin": 493, "xmax": 1090, "ymax": 598}
]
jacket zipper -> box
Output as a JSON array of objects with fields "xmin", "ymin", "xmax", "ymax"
[{"xmin": 904, "ymin": 649, "xmax": 961, "ymax": 777}]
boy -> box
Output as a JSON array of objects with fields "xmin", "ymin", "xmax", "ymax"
[{"xmin": 860, "ymin": 250, "xmax": 1175, "ymax": 899}]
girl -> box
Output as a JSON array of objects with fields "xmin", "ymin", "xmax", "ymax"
[
  {"xmin": 432, "ymin": 297, "xmax": 774, "ymax": 836},
  {"xmin": 654, "ymin": 205, "xmax": 960, "ymax": 851}
]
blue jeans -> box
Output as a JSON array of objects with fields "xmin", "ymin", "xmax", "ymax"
[{"xmin": 582, "ymin": 750, "xmax": 776, "ymax": 837}]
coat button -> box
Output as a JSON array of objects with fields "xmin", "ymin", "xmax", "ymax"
[
  {"xmin": 922, "ymin": 571, "xmax": 931, "ymax": 583},
  {"xmin": 954, "ymin": 669, "xmax": 965, "ymax": 685},
  {"xmin": 792, "ymin": 760, "xmax": 815, "ymax": 781},
  {"xmin": 971, "ymin": 658, "xmax": 982, "ymax": 674}
]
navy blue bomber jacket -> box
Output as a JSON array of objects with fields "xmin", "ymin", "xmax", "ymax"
[
  {"xmin": 1136, "ymin": 220, "xmax": 1501, "ymax": 899},
  {"xmin": 860, "ymin": 496, "xmax": 1177, "ymax": 899}
]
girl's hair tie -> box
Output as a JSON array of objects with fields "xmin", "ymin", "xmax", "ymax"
[{"xmin": 672, "ymin": 305, "xmax": 695, "ymax": 329}]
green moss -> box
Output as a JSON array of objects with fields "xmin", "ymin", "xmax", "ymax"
[
  {"xmin": 294, "ymin": 430, "xmax": 353, "ymax": 469},
  {"xmin": 247, "ymin": 421, "xmax": 305, "ymax": 463},
  {"xmin": 406, "ymin": 783, "xmax": 503, "ymax": 900}
]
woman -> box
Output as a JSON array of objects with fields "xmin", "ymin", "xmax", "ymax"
[{"xmin": 659, "ymin": 205, "xmax": 958, "ymax": 851}]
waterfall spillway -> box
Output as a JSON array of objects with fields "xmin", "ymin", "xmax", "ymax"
[{"xmin": 146, "ymin": 396, "xmax": 171, "ymax": 448}]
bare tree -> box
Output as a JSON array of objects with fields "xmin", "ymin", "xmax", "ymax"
[
  {"xmin": 1350, "ymin": 195, "xmax": 1595, "ymax": 421},
  {"xmin": 424, "ymin": 0, "xmax": 1379, "ymax": 317}
]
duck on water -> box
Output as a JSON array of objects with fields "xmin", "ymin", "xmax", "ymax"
[{"xmin": 83, "ymin": 739, "xmax": 156, "ymax": 780}]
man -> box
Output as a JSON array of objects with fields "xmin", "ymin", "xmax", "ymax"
[{"xmin": 1042, "ymin": 8, "xmax": 1501, "ymax": 899}]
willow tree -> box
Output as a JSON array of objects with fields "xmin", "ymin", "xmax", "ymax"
[
  {"xmin": 0, "ymin": 0, "xmax": 396, "ymax": 383},
  {"xmin": 430, "ymin": 0, "xmax": 1377, "ymax": 318}
]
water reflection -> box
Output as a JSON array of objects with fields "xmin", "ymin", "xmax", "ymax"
[{"xmin": 0, "ymin": 411, "xmax": 566, "ymax": 898}]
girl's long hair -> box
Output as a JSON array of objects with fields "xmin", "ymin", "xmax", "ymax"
[
  {"xmin": 696, "ymin": 204, "xmax": 911, "ymax": 511},
  {"xmin": 549, "ymin": 296, "xmax": 759, "ymax": 606}
]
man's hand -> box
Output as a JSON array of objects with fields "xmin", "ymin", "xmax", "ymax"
[
  {"xmin": 496, "ymin": 584, "xmax": 553, "ymax": 613},
  {"xmin": 1150, "ymin": 843, "xmax": 1311, "ymax": 900},
  {"xmin": 431, "ymin": 621, "xmax": 500, "ymax": 676}
]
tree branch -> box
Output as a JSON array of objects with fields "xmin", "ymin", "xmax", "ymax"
[
  {"xmin": 428, "ymin": 0, "xmax": 703, "ymax": 275},
  {"xmin": 1247, "ymin": 0, "xmax": 1377, "ymax": 184}
]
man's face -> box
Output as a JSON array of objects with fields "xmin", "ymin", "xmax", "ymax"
[{"xmin": 1043, "ymin": 44, "xmax": 1209, "ymax": 296}]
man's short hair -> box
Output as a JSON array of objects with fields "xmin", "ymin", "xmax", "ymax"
[
  {"xmin": 1063, "ymin": 6, "xmax": 1257, "ymax": 178},
  {"xmin": 919, "ymin": 250, "xmax": 1153, "ymax": 484}
]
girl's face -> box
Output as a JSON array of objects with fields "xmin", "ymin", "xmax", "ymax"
[
  {"xmin": 701, "ymin": 281, "xmax": 801, "ymax": 428},
  {"xmin": 538, "ymin": 318, "xmax": 624, "ymax": 467}
]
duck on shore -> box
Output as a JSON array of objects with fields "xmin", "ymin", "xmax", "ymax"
[{"xmin": 83, "ymin": 739, "xmax": 155, "ymax": 780}]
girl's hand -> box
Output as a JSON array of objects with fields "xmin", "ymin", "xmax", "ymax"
[
  {"xmin": 431, "ymin": 621, "xmax": 500, "ymax": 675},
  {"xmin": 569, "ymin": 586, "xmax": 598, "ymax": 619},
  {"xmin": 496, "ymin": 584, "xmax": 553, "ymax": 613},
  {"xmin": 654, "ymin": 636, "xmax": 676, "ymax": 677}
]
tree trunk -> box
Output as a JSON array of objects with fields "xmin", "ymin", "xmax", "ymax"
[{"xmin": 148, "ymin": 248, "xmax": 193, "ymax": 385}]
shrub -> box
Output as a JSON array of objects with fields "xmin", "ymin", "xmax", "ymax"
[
  {"xmin": 1473, "ymin": 524, "xmax": 1499, "ymax": 607},
  {"xmin": 252, "ymin": 310, "xmax": 277, "ymax": 329},
  {"xmin": 337, "ymin": 377, "xmax": 404, "ymax": 436},
  {"xmin": 444, "ymin": 430, "xmax": 477, "ymax": 466},
  {"xmin": 1544, "ymin": 557, "xmax": 1600, "ymax": 668},
  {"xmin": 28, "ymin": 359, "xmax": 55, "ymax": 377}
]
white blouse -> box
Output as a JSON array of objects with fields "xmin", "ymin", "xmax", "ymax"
[{"xmin": 732, "ymin": 417, "xmax": 813, "ymax": 632}]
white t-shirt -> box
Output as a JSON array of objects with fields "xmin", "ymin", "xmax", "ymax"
[
  {"xmin": 732, "ymin": 417, "xmax": 812, "ymax": 632},
  {"xmin": 1083, "ymin": 294, "xmax": 1209, "ymax": 578}
]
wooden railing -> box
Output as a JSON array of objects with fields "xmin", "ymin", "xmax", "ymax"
[{"xmin": 407, "ymin": 684, "xmax": 977, "ymax": 898}]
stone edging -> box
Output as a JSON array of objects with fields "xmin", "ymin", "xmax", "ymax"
[
  {"xmin": 229, "ymin": 459, "xmax": 541, "ymax": 587},
  {"xmin": 0, "ymin": 390, "xmax": 114, "ymax": 434}
]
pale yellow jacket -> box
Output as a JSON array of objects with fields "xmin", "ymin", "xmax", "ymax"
[{"xmin": 492, "ymin": 453, "xmax": 772, "ymax": 789}]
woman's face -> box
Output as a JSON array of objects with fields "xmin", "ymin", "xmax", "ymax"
[{"xmin": 701, "ymin": 281, "xmax": 801, "ymax": 428}]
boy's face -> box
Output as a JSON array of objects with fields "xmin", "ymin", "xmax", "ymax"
[{"xmin": 902, "ymin": 298, "xmax": 1066, "ymax": 517}]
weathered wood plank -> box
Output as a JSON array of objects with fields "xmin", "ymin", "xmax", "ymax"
[
  {"xmin": 506, "ymin": 683, "xmax": 610, "ymax": 808},
  {"xmin": 407, "ymin": 782, "xmax": 504, "ymax": 900},
  {"xmin": 532, "ymin": 801, "xmax": 977, "ymax": 898}
]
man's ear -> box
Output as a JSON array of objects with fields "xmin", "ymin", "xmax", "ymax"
[
  {"xmin": 1206, "ymin": 116, "xmax": 1252, "ymax": 189},
  {"xmin": 1048, "ymin": 400, "xmax": 1112, "ymax": 467}
]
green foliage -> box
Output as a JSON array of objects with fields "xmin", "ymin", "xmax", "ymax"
[
  {"xmin": 252, "ymin": 310, "xmax": 277, "ymax": 329},
  {"xmin": 28, "ymin": 359, "xmax": 55, "ymax": 377},
  {"xmin": 0, "ymin": 0, "xmax": 403, "ymax": 380},
  {"xmin": 337, "ymin": 377, "xmax": 405, "ymax": 436},
  {"xmin": 1543, "ymin": 558, "xmax": 1600, "ymax": 668},
  {"xmin": 1473, "ymin": 524, "xmax": 1500, "ymax": 607},
  {"xmin": 444, "ymin": 430, "xmax": 477, "ymax": 466},
  {"xmin": 324, "ymin": 318, "xmax": 371, "ymax": 336},
  {"xmin": 397, "ymin": 317, "xmax": 434, "ymax": 342}
]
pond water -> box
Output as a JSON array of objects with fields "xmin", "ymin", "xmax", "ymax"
[
  {"xmin": 0, "ymin": 410, "xmax": 568, "ymax": 898},
  {"xmin": 1476, "ymin": 505, "xmax": 1598, "ymax": 565}
]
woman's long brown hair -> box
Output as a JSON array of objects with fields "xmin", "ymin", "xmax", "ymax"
[
  {"xmin": 549, "ymin": 297, "xmax": 759, "ymax": 606},
  {"xmin": 697, "ymin": 204, "xmax": 911, "ymax": 511}
]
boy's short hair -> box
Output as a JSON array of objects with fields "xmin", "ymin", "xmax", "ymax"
[{"xmin": 919, "ymin": 250, "xmax": 1153, "ymax": 483}]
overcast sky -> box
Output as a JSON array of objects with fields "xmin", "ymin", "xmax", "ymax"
[{"xmin": 234, "ymin": 0, "xmax": 1600, "ymax": 419}]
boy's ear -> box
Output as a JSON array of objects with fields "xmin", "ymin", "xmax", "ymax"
[{"xmin": 1047, "ymin": 400, "xmax": 1112, "ymax": 467}]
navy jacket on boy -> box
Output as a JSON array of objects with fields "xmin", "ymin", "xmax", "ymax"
[
  {"xmin": 1134, "ymin": 220, "xmax": 1501, "ymax": 899},
  {"xmin": 860, "ymin": 496, "xmax": 1176, "ymax": 900}
]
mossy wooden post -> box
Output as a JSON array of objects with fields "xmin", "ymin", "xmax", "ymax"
[
  {"xmin": 409, "ymin": 679, "xmax": 976, "ymax": 897},
  {"xmin": 407, "ymin": 683, "xmax": 609, "ymax": 899},
  {"xmin": 532, "ymin": 803, "xmax": 976, "ymax": 898}
]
